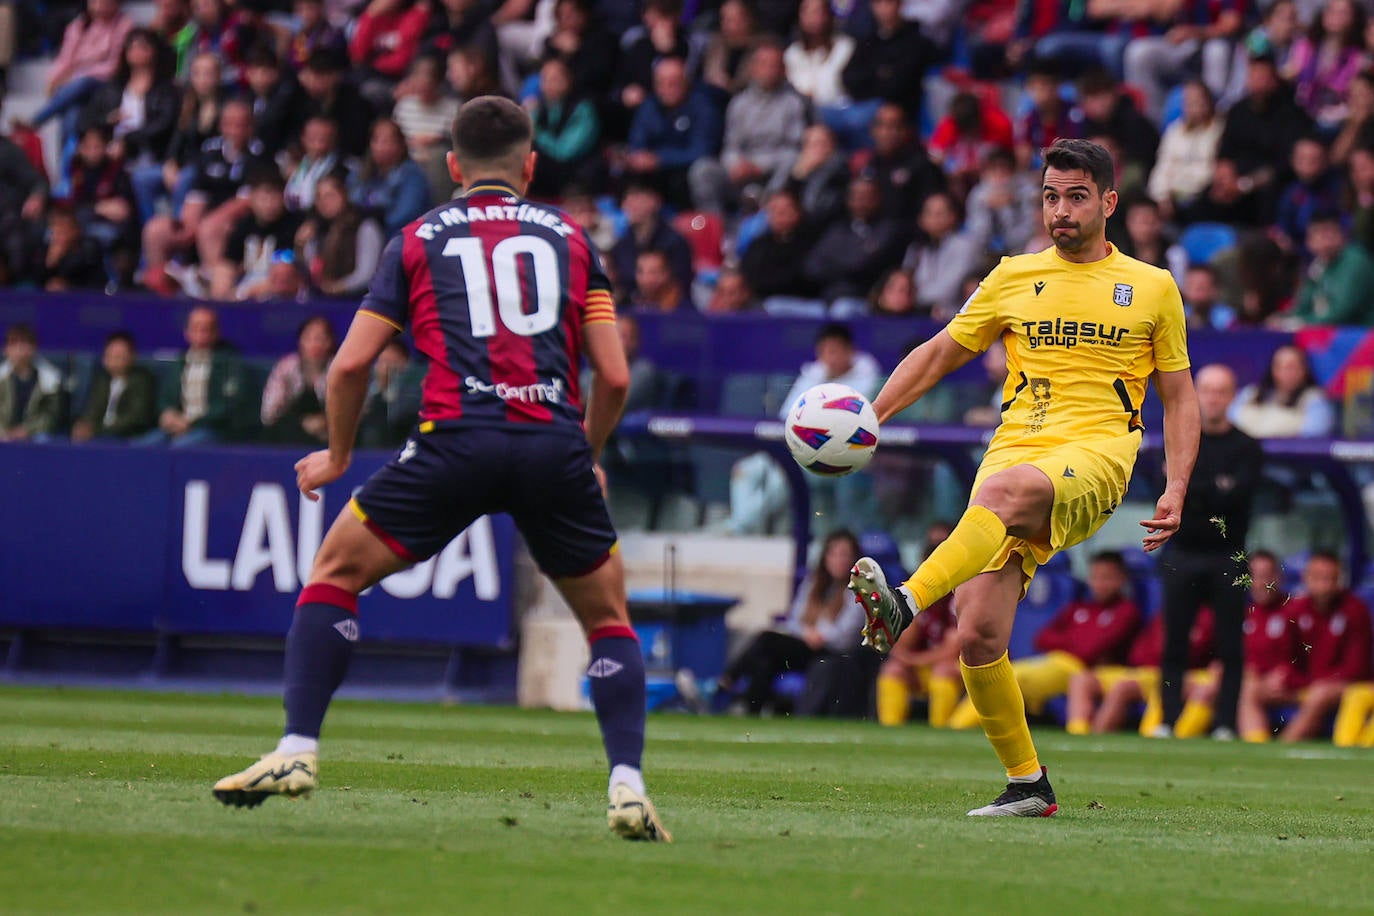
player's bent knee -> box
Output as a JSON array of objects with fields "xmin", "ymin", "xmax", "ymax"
[
  {"xmin": 972, "ymin": 466, "xmax": 1052, "ymax": 532},
  {"xmin": 956, "ymin": 618, "xmax": 1006, "ymax": 666}
]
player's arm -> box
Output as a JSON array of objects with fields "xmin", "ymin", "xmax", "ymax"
[
  {"xmin": 1142, "ymin": 367, "xmax": 1200, "ymax": 552},
  {"xmin": 872, "ymin": 329, "xmax": 981, "ymax": 424},
  {"xmin": 582, "ymin": 321, "xmax": 630, "ymax": 463}
]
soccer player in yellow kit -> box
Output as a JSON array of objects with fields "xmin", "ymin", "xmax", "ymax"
[{"xmin": 850, "ymin": 139, "xmax": 1201, "ymax": 816}]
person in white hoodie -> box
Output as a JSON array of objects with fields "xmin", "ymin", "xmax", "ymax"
[{"xmin": 1147, "ymin": 80, "xmax": 1225, "ymax": 219}]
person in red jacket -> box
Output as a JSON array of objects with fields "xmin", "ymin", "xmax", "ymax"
[
  {"xmin": 947, "ymin": 551, "xmax": 1141, "ymax": 730},
  {"xmin": 1065, "ymin": 605, "xmax": 1215, "ymax": 737},
  {"xmin": 350, "ymin": 0, "xmax": 432, "ymax": 108},
  {"xmin": 1238, "ymin": 552, "xmax": 1373, "ymax": 743}
]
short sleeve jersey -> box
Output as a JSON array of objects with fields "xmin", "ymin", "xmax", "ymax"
[
  {"xmin": 947, "ymin": 244, "xmax": 1189, "ymax": 450},
  {"xmin": 357, "ymin": 180, "xmax": 616, "ymax": 432}
]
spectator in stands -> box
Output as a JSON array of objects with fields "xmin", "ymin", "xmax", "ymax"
[
  {"xmin": 66, "ymin": 125, "xmax": 138, "ymax": 283},
  {"xmin": 1176, "ymin": 157, "xmax": 1269, "ymax": 229},
  {"xmin": 445, "ymin": 42, "xmax": 508, "ymax": 102},
  {"xmin": 1181, "ymin": 265, "xmax": 1236, "ymax": 330},
  {"xmin": 349, "ymin": 118, "xmax": 433, "ymax": 238},
  {"xmin": 781, "ymin": 124, "xmax": 850, "ymax": 226},
  {"xmin": 876, "ymin": 522, "xmax": 962, "ymax": 727},
  {"xmin": 284, "ymin": 116, "xmax": 342, "ymax": 214},
  {"xmin": 804, "ymin": 175, "xmax": 908, "ymax": 305},
  {"xmin": 868, "ymin": 268, "xmax": 917, "ymax": 317},
  {"xmin": 142, "ymin": 100, "xmax": 269, "ymax": 296},
  {"xmin": 1121, "ymin": 0, "xmax": 1246, "ymax": 123},
  {"xmin": 184, "ymin": 0, "xmax": 264, "ymax": 87},
  {"xmin": 1008, "ymin": 0, "xmax": 1121, "ymax": 77},
  {"xmin": 1114, "ymin": 196, "xmax": 1183, "ymax": 275},
  {"xmin": 261, "ymin": 315, "xmax": 335, "ymax": 444},
  {"xmin": 849, "ymin": 103, "xmax": 946, "ymax": 223},
  {"xmin": 1076, "ymin": 68, "xmax": 1160, "ymax": 176},
  {"xmin": 210, "ymin": 169, "xmax": 303, "ymax": 301},
  {"xmin": 1220, "ymin": 0, "xmax": 1299, "ymax": 108},
  {"xmin": 30, "ymin": 209, "xmax": 105, "ymax": 290},
  {"xmin": 927, "ymin": 89, "xmax": 1015, "ymax": 197},
  {"xmin": 151, "ymin": 0, "xmax": 195, "ymax": 76},
  {"xmin": 615, "ymin": 0, "xmax": 705, "ymax": 118},
  {"xmin": 296, "ymin": 171, "xmax": 385, "ymax": 298},
  {"xmin": 285, "ymin": 0, "xmax": 347, "ymax": 73},
  {"xmin": 1286, "ymin": 212, "xmax": 1374, "ymax": 328},
  {"xmin": 710, "ymin": 530, "xmax": 866, "ymax": 716},
  {"xmin": 423, "ymin": 0, "xmax": 497, "ymax": 61},
  {"xmin": 784, "ymin": 0, "xmax": 854, "ymax": 110},
  {"xmin": 528, "ymin": 56, "xmax": 601, "ymax": 198},
  {"xmin": 625, "ymin": 56, "xmax": 723, "ymax": 209},
  {"xmin": 689, "ymin": 40, "xmax": 806, "ymax": 215},
  {"xmin": 560, "ymin": 187, "xmax": 616, "ymax": 254},
  {"xmin": 1238, "ymin": 552, "xmax": 1372, "ymax": 742},
  {"xmin": 1274, "ymin": 135, "xmax": 1344, "ymax": 257},
  {"xmin": 29, "ymin": 0, "xmax": 133, "ymax": 147},
  {"xmin": 1218, "ymin": 49, "xmax": 1313, "ymax": 211},
  {"xmin": 1350, "ymin": 145, "xmax": 1374, "ymax": 253},
  {"xmin": 1146, "ymin": 80, "xmax": 1223, "ymax": 220},
  {"xmin": 0, "ymin": 324, "xmax": 62, "ymax": 442},
  {"xmin": 241, "ymin": 44, "xmax": 303, "ymax": 160},
  {"xmin": 1065, "ymin": 605, "xmax": 1215, "ymax": 737},
  {"xmin": 629, "ymin": 249, "xmax": 686, "ymax": 311},
  {"xmin": 79, "ymin": 27, "xmax": 179, "ymax": 179},
  {"xmin": 71, "ymin": 331, "xmax": 157, "ymax": 442},
  {"xmin": 359, "ymin": 339, "xmax": 420, "ymax": 447},
  {"xmin": 702, "ymin": 0, "xmax": 759, "ymax": 96},
  {"xmin": 964, "ymin": 147, "xmax": 1039, "ymax": 258},
  {"xmin": 1154, "ymin": 364, "xmax": 1260, "ymax": 741},
  {"xmin": 138, "ymin": 51, "xmax": 223, "ymax": 223},
  {"xmin": 1014, "ymin": 61, "xmax": 1080, "ymax": 171},
  {"xmin": 394, "ymin": 52, "xmax": 463, "ymax": 202},
  {"xmin": 1285, "ymin": 0, "xmax": 1367, "ymax": 132},
  {"xmin": 903, "ymin": 190, "xmax": 982, "ymax": 319},
  {"xmin": 1232, "ymin": 343, "xmax": 1336, "ymax": 437},
  {"xmin": 350, "ymin": 0, "xmax": 430, "ymax": 109},
  {"xmin": 839, "ymin": 0, "xmax": 935, "ymax": 125},
  {"xmin": 947, "ymin": 551, "xmax": 1142, "ymax": 730},
  {"xmin": 705, "ymin": 267, "xmax": 758, "ymax": 313},
  {"xmin": 1233, "ymin": 549, "xmax": 1297, "ymax": 733},
  {"xmin": 141, "ymin": 306, "xmax": 246, "ymax": 447},
  {"xmin": 1332, "ymin": 70, "xmax": 1374, "ymax": 166},
  {"xmin": 0, "ymin": 127, "xmax": 47, "ymax": 286},
  {"xmin": 740, "ymin": 188, "xmax": 818, "ymax": 306},
  {"xmin": 963, "ymin": 0, "xmax": 1019, "ymax": 79},
  {"xmin": 539, "ymin": 0, "xmax": 616, "ymax": 101},
  {"xmin": 299, "ymin": 48, "xmax": 375, "ymax": 160},
  {"xmin": 610, "ymin": 181, "xmax": 693, "ymax": 304}
]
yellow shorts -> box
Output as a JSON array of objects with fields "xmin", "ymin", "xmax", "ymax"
[
  {"xmin": 1014, "ymin": 650, "xmax": 1086, "ymax": 713},
  {"xmin": 1094, "ymin": 665, "xmax": 1210, "ymax": 694},
  {"xmin": 971, "ymin": 435, "xmax": 1139, "ymax": 587}
]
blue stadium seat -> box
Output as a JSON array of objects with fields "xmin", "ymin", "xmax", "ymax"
[
  {"xmin": 1009, "ymin": 569, "xmax": 1081, "ymax": 660},
  {"xmin": 1179, "ymin": 223, "xmax": 1238, "ymax": 267},
  {"xmin": 734, "ymin": 211, "xmax": 768, "ymax": 257},
  {"xmin": 720, "ymin": 373, "xmax": 770, "ymax": 417},
  {"xmin": 859, "ymin": 529, "xmax": 905, "ymax": 587},
  {"xmin": 1118, "ymin": 547, "xmax": 1162, "ymax": 619}
]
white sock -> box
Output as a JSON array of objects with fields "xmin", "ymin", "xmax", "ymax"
[
  {"xmin": 1008, "ymin": 771, "xmax": 1041, "ymax": 784},
  {"xmin": 608, "ymin": 764, "xmax": 645, "ymax": 798},
  {"xmin": 276, "ymin": 734, "xmax": 319, "ymax": 756}
]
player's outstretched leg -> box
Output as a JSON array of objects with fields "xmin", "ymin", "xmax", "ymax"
[
  {"xmin": 214, "ymin": 507, "xmax": 406, "ymax": 808},
  {"xmin": 848, "ymin": 558, "xmax": 917, "ymax": 653},
  {"xmin": 555, "ymin": 551, "xmax": 671, "ymax": 842}
]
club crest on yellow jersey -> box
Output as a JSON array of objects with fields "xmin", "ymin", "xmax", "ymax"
[{"xmin": 1112, "ymin": 283, "xmax": 1134, "ymax": 307}]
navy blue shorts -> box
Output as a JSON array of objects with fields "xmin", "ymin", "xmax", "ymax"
[{"xmin": 352, "ymin": 426, "xmax": 617, "ymax": 578}]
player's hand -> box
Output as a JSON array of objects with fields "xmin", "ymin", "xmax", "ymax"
[
  {"xmin": 1140, "ymin": 492, "xmax": 1183, "ymax": 552},
  {"xmin": 296, "ymin": 449, "xmax": 349, "ymax": 501}
]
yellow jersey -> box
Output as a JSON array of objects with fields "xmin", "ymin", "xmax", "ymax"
[{"xmin": 946, "ymin": 244, "xmax": 1190, "ymax": 451}]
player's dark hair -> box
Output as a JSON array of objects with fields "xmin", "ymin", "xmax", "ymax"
[
  {"xmin": 1042, "ymin": 138, "xmax": 1116, "ymax": 194},
  {"xmin": 104, "ymin": 330, "xmax": 137, "ymax": 351},
  {"xmin": 1307, "ymin": 208, "xmax": 1345, "ymax": 229},
  {"xmin": 5, "ymin": 323, "xmax": 37, "ymax": 346},
  {"xmin": 247, "ymin": 165, "xmax": 286, "ymax": 192},
  {"xmin": 450, "ymin": 95, "xmax": 533, "ymax": 171},
  {"xmin": 1089, "ymin": 550, "xmax": 1128, "ymax": 573},
  {"xmin": 815, "ymin": 322, "xmax": 854, "ymax": 347},
  {"xmin": 1249, "ymin": 548, "xmax": 1280, "ymax": 568}
]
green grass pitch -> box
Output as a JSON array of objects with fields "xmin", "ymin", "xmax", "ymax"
[{"xmin": 2, "ymin": 685, "xmax": 1372, "ymax": 914}]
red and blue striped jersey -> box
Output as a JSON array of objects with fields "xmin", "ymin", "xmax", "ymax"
[{"xmin": 358, "ymin": 180, "xmax": 616, "ymax": 432}]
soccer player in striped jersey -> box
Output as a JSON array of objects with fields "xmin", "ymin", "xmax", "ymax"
[{"xmin": 213, "ymin": 96, "xmax": 670, "ymax": 842}]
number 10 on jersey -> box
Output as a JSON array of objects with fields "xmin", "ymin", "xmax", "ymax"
[{"xmin": 443, "ymin": 236, "xmax": 562, "ymax": 338}]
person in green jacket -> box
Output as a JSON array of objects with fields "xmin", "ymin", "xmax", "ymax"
[
  {"xmin": 136, "ymin": 305, "xmax": 247, "ymax": 446},
  {"xmin": 0, "ymin": 323, "xmax": 63, "ymax": 442},
  {"xmin": 72, "ymin": 331, "xmax": 158, "ymax": 441},
  {"xmin": 1290, "ymin": 212, "xmax": 1374, "ymax": 327}
]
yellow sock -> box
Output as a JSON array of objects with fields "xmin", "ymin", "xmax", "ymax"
[
  {"xmin": 904, "ymin": 505, "xmax": 1007, "ymax": 611},
  {"xmin": 1137, "ymin": 688, "xmax": 1163, "ymax": 737},
  {"xmin": 927, "ymin": 674, "xmax": 962, "ymax": 728},
  {"xmin": 1065, "ymin": 718, "xmax": 1090, "ymax": 736},
  {"xmin": 1332, "ymin": 685, "xmax": 1374, "ymax": 747},
  {"xmin": 960, "ymin": 652, "xmax": 1041, "ymax": 779},
  {"xmin": 1242, "ymin": 729, "xmax": 1271, "ymax": 744},
  {"xmin": 876, "ymin": 675, "xmax": 912, "ymax": 726},
  {"xmin": 1173, "ymin": 700, "xmax": 1213, "ymax": 739}
]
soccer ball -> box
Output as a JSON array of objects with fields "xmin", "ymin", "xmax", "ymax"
[{"xmin": 783, "ymin": 384, "xmax": 880, "ymax": 477}]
